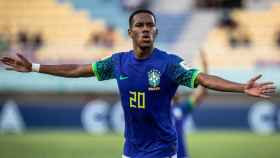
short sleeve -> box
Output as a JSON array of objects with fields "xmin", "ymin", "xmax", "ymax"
[
  {"xmin": 92, "ymin": 56, "xmax": 115, "ymax": 81},
  {"xmin": 167, "ymin": 55, "xmax": 200, "ymax": 88}
]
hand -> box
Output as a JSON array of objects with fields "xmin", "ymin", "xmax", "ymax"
[
  {"xmin": 0, "ymin": 53, "xmax": 32, "ymax": 72},
  {"xmin": 244, "ymin": 75, "xmax": 276, "ymax": 98}
]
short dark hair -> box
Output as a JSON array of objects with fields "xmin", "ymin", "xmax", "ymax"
[{"xmin": 129, "ymin": 9, "xmax": 156, "ymax": 28}]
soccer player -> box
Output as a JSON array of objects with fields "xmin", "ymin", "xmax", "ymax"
[
  {"xmin": 0, "ymin": 9, "xmax": 276, "ymax": 158},
  {"xmin": 173, "ymin": 50, "xmax": 208, "ymax": 158}
]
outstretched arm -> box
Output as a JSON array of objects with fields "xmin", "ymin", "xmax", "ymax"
[
  {"xmin": 197, "ymin": 73, "xmax": 276, "ymax": 98},
  {"xmin": 39, "ymin": 64, "xmax": 93, "ymax": 77},
  {"xmin": 0, "ymin": 54, "xmax": 95, "ymax": 78},
  {"xmin": 192, "ymin": 49, "xmax": 275, "ymax": 98}
]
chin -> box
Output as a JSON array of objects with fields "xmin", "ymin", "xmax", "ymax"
[{"xmin": 139, "ymin": 43, "xmax": 153, "ymax": 49}]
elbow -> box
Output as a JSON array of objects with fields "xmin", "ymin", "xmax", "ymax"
[{"xmin": 197, "ymin": 73, "xmax": 208, "ymax": 88}]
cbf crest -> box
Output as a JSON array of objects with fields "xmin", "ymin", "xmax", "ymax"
[{"xmin": 148, "ymin": 69, "xmax": 161, "ymax": 91}]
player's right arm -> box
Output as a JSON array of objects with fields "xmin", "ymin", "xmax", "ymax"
[
  {"xmin": 0, "ymin": 54, "xmax": 94, "ymax": 77},
  {"xmin": 0, "ymin": 53, "xmax": 110, "ymax": 78}
]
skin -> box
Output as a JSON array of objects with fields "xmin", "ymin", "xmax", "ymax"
[
  {"xmin": 0, "ymin": 12, "xmax": 276, "ymax": 98},
  {"xmin": 128, "ymin": 12, "xmax": 157, "ymax": 59}
]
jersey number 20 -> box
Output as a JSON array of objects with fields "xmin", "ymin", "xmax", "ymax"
[{"xmin": 129, "ymin": 91, "xmax": 145, "ymax": 109}]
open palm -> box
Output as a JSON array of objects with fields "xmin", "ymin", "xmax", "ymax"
[
  {"xmin": 244, "ymin": 75, "xmax": 276, "ymax": 98},
  {"xmin": 0, "ymin": 54, "xmax": 32, "ymax": 72}
]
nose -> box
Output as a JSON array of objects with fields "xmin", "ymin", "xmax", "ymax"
[{"xmin": 143, "ymin": 24, "xmax": 150, "ymax": 32}]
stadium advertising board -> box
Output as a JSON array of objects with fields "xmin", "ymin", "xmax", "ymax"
[{"xmin": 0, "ymin": 99, "xmax": 279, "ymax": 134}]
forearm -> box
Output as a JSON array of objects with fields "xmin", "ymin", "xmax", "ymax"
[
  {"xmin": 197, "ymin": 73, "xmax": 245, "ymax": 93},
  {"xmin": 39, "ymin": 64, "xmax": 94, "ymax": 78}
]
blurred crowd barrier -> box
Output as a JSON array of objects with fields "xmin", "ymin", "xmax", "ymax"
[{"xmin": 0, "ymin": 95, "xmax": 279, "ymax": 135}]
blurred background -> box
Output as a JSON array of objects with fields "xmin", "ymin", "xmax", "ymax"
[{"xmin": 0, "ymin": 0, "xmax": 280, "ymax": 158}]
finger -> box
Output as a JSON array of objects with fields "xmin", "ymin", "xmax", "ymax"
[
  {"xmin": 259, "ymin": 94, "xmax": 270, "ymax": 98},
  {"xmin": 2, "ymin": 58, "xmax": 26, "ymax": 69},
  {"xmin": 1, "ymin": 57, "xmax": 16, "ymax": 64},
  {"xmin": 0, "ymin": 56, "xmax": 10, "ymax": 60},
  {"xmin": 259, "ymin": 82, "xmax": 274, "ymax": 86},
  {"xmin": 261, "ymin": 85, "xmax": 276, "ymax": 90},
  {"xmin": 1, "ymin": 57, "xmax": 11, "ymax": 62},
  {"xmin": 2, "ymin": 56, "xmax": 13, "ymax": 59},
  {"xmin": 16, "ymin": 53, "xmax": 29, "ymax": 63},
  {"xmin": 262, "ymin": 89, "xmax": 276, "ymax": 94},
  {"xmin": 5, "ymin": 67, "xmax": 16, "ymax": 71},
  {"xmin": 1, "ymin": 58, "xmax": 13, "ymax": 63},
  {"xmin": 2, "ymin": 60, "xmax": 15, "ymax": 67},
  {"xmin": 249, "ymin": 74, "xmax": 262, "ymax": 82},
  {"xmin": 2, "ymin": 58, "xmax": 15, "ymax": 64},
  {"xmin": 261, "ymin": 86, "xmax": 276, "ymax": 93},
  {"xmin": 261, "ymin": 90, "xmax": 276, "ymax": 95}
]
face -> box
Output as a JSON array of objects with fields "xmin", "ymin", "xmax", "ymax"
[{"xmin": 129, "ymin": 13, "xmax": 157, "ymax": 49}]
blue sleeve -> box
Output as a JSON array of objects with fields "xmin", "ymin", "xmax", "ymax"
[
  {"xmin": 167, "ymin": 55, "xmax": 200, "ymax": 88},
  {"xmin": 92, "ymin": 56, "xmax": 115, "ymax": 81}
]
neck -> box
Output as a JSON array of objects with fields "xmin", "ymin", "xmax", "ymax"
[{"xmin": 133, "ymin": 46, "xmax": 154, "ymax": 59}]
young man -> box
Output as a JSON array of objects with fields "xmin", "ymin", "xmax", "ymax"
[
  {"xmin": 173, "ymin": 51, "xmax": 208, "ymax": 158},
  {"xmin": 0, "ymin": 10, "xmax": 276, "ymax": 158}
]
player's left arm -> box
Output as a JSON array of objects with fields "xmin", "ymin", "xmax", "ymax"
[
  {"xmin": 194, "ymin": 49, "xmax": 275, "ymax": 98},
  {"xmin": 169, "ymin": 55, "xmax": 276, "ymax": 99},
  {"xmin": 197, "ymin": 73, "xmax": 276, "ymax": 98}
]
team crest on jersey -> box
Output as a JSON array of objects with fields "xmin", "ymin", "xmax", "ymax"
[{"xmin": 148, "ymin": 69, "xmax": 161, "ymax": 91}]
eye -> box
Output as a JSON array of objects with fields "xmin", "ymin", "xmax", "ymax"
[
  {"xmin": 147, "ymin": 23, "xmax": 155, "ymax": 27},
  {"xmin": 134, "ymin": 23, "xmax": 143, "ymax": 27}
]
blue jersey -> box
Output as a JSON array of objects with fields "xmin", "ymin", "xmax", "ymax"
[
  {"xmin": 173, "ymin": 99, "xmax": 194, "ymax": 158},
  {"xmin": 92, "ymin": 48, "xmax": 200, "ymax": 158}
]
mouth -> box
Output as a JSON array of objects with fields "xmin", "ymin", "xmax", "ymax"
[{"xmin": 141, "ymin": 35, "xmax": 152, "ymax": 42}]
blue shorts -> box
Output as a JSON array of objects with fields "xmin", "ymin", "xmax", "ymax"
[
  {"xmin": 122, "ymin": 154, "xmax": 177, "ymax": 158},
  {"xmin": 123, "ymin": 140, "xmax": 177, "ymax": 158}
]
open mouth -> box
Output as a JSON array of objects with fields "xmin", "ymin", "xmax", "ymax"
[{"xmin": 142, "ymin": 35, "xmax": 151, "ymax": 42}]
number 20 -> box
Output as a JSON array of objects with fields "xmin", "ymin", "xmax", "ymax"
[{"xmin": 129, "ymin": 91, "xmax": 145, "ymax": 109}]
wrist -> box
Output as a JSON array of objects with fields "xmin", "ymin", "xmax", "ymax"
[{"xmin": 31, "ymin": 63, "xmax": 40, "ymax": 72}]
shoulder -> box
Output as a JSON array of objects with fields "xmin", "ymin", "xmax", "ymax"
[
  {"xmin": 155, "ymin": 48, "xmax": 183, "ymax": 63},
  {"xmin": 112, "ymin": 50, "xmax": 132, "ymax": 57},
  {"xmin": 168, "ymin": 54, "xmax": 183, "ymax": 64},
  {"xmin": 112, "ymin": 50, "xmax": 132, "ymax": 60}
]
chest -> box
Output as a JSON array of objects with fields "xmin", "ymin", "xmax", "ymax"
[{"xmin": 116, "ymin": 62, "xmax": 167, "ymax": 92}]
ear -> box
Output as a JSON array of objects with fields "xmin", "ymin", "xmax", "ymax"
[
  {"xmin": 128, "ymin": 28, "xmax": 132, "ymax": 38},
  {"xmin": 155, "ymin": 28, "xmax": 158, "ymax": 36}
]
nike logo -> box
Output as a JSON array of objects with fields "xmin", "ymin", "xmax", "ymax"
[{"xmin": 120, "ymin": 75, "xmax": 128, "ymax": 80}]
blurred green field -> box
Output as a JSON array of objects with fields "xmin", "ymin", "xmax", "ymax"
[{"xmin": 0, "ymin": 130, "xmax": 279, "ymax": 158}]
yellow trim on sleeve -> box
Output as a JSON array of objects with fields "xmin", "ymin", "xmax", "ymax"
[
  {"xmin": 92, "ymin": 63, "xmax": 101, "ymax": 81},
  {"xmin": 191, "ymin": 70, "xmax": 201, "ymax": 88}
]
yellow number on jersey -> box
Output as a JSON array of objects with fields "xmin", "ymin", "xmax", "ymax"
[{"xmin": 129, "ymin": 91, "xmax": 145, "ymax": 109}]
